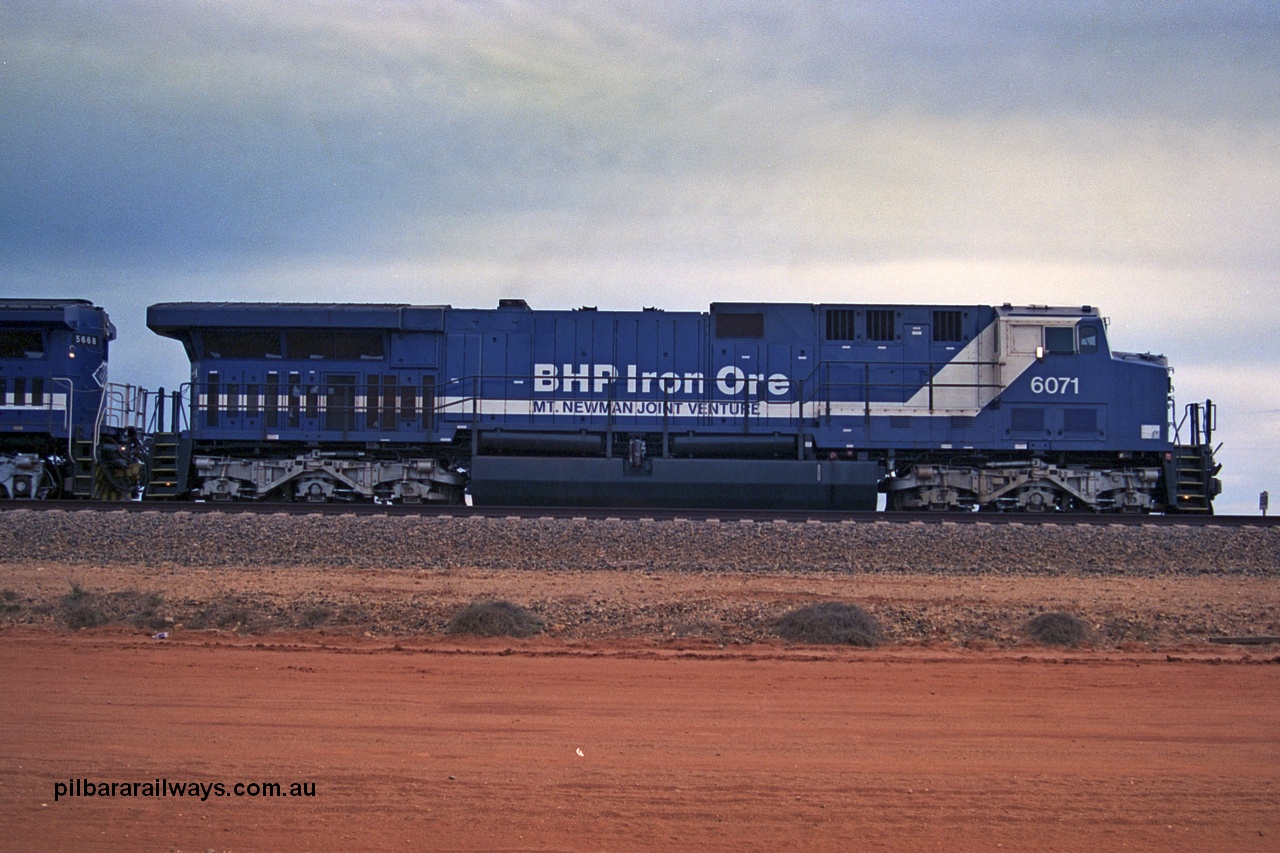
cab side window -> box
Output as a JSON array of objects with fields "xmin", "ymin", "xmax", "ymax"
[{"xmin": 1044, "ymin": 326, "xmax": 1075, "ymax": 355}]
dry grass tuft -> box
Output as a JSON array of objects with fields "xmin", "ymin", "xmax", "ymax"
[
  {"xmin": 1025, "ymin": 611, "xmax": 1090, "ymax": 647},
  {"xmin": 446, "ymin": 600, "xmax": 543, "ymax": 638},
  {"xmin": 775, "ymin": 602, "xmax": 883, "ymax": 647},
  {"xmin": 57, "ymin": 585, "xmax": 167, "ymax": 631}
]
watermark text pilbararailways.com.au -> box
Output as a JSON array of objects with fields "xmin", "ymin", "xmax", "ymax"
[{"xmin": 53, "ymin": 778, "xmax": 316, "ymax": 802}]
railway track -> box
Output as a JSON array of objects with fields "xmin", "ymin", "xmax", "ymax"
[{"xmin": 3, "ymin": 500, "xmax": 1275, "ymax": 528}]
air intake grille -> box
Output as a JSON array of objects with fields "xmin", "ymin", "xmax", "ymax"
[
  {"xmin": 933, "ymin": 310, "xmax": 964, "ymax": 342},
  {"xmin": 825, "ymin": 309, "xmax": 856, "ymax": 341},
  {"xmin": 866, "ymin": 310, "xmax": 895, "ymax": 341}
]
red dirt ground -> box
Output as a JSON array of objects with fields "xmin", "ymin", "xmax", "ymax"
[{"xmin": 3, "ymin": 630, "xmax": 1278, "ymax": 852}]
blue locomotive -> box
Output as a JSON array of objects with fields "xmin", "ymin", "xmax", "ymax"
[
  {"xmin": 0, "ymin": 299, "xmax": 148, "ymax": 499},
  {"xmin": 145, "ymin": 299, "xmax": 1220, "ymax": 512}
]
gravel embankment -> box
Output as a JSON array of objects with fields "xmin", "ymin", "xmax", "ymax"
[
  {"xmin": 1, "ymin": 510, "xmax": 1278, "ymax": 647},
  {"xmin": 1, "ymin": 509, "xmax": 1277, "ymax": 574}
]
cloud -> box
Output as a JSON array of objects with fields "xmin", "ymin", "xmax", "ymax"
[{"xmin": 4, "ymin": 1, "xmax": 1277, "ymax": 274}]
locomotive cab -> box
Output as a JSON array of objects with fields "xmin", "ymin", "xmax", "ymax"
[
  {"xmin": 882, "ymin": 304, "xmax": 1216, "ymax": 513},
  {"xmin": 0, "ymin": 299, "xmax": 145, "ymax": 499}
]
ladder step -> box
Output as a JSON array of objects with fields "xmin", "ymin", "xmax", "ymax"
[
  {"xmin": 143, "ymin": 432, "xmax": 189, "ymax": 498},
  {"xmin": 70, "ymin": 440, "xmax": 95, "ymax": 498}
]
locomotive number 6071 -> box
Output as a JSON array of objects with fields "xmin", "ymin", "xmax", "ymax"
[{"xmin": 1029, "ymin": 376, "xmax": 1079, "ymax": 395}]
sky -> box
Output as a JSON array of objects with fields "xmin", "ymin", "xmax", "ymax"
[{"xmin": 1, "ymin": 0, "xmax": 1276, "ymax": 513}]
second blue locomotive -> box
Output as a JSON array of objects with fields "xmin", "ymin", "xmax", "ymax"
[
  {"xmin": 145, "ymin": 298, "xmax": 1220, "ymax": 512},
  {"xmin": 0, "ymin": 299, "xmax": 148, "ymax": 499}
]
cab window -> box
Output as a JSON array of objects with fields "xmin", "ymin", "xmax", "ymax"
[
  {"xmin": 1078, "ymin": 325, "xmax": 1099, "ymax": 355},
  {"xmin": 1044, "ymin": 326, "xmax": 1075, "ymax": 355},
  {"xmin": 0, "ymin": 330, "xmax": 44, "ymax": 359}
]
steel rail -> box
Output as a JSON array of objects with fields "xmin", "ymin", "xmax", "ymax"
[{"xmin": 2, "ymin": 500, "xmax": 1275, "ymax": 528}]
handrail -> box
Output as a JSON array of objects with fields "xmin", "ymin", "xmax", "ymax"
[
  {"xmin": 51, "ymin": 377, "xmax": 74, "ymax": 458},
  {"xmin": 1171, "ymin": 399, "xmax": 1217, "ymax": 449},
  {"xmin": 145, "ymin": 385, "xmax": 191, "ymax": 434},
  {"xmin": 429, "ymin": 370, "xmax": 1005, "ymax": 430},
  {"xmin": 173, "ymin": 365, "xmax": 1009, "ymax": 437}
]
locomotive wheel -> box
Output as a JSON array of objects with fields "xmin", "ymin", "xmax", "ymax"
[{"xmin": 1017, "ymin": 487, "xmax": 1059, "ymax": 512}]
